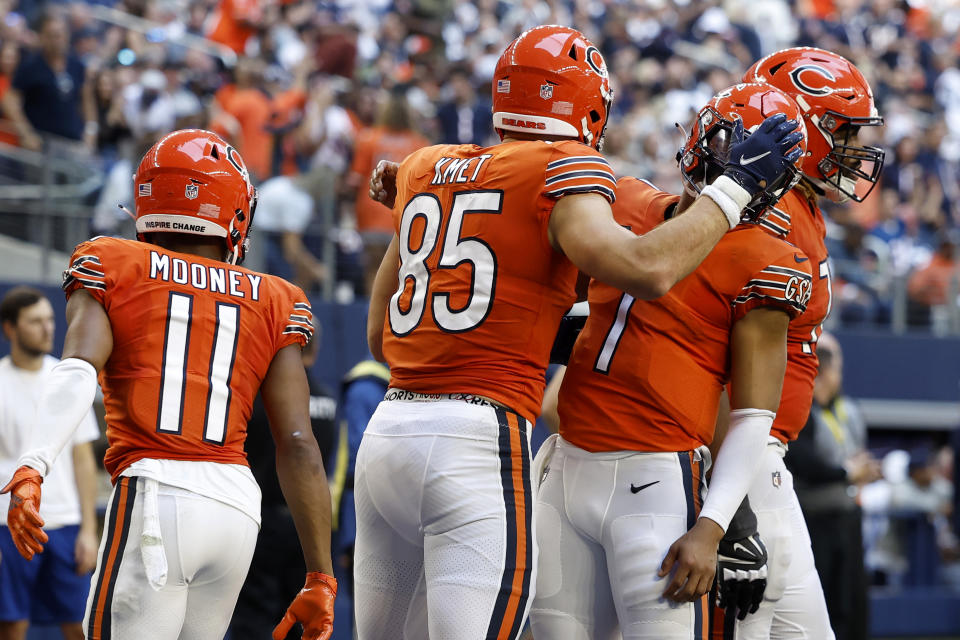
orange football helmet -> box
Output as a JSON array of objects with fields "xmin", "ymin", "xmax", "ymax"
[
  {"xmin": 743, "ymin": 47, "xmax": 885, "ymax": 203},
  {"xmin": 678, "ymin": 82, "xmax": 807, "ymax": 223},
  {"xmin": 492, "ymin": 25, "xmax": 613, "ymax": 149},
  {"xmin": 133, "ymin": 129, "xmax": 257, "ymax": 265}
]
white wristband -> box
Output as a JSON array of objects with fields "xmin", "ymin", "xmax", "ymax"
[{"xmin": 701, "ymin": 175, "xmax": 753, "ymax": 230}]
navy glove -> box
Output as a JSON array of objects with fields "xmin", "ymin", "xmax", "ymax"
[
  {"xmin": 723, "ymin": 114, "xmax": 804, "ymax": 198},
  {"xmin": 716, "ymin": 531, "xmax": 768, "ymax": 621}
]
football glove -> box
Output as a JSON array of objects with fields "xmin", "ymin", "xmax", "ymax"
[
  {"xmin": 722, "ymin": 114, "xmax": 804, "ymax": 198},
  {"xmin": 1, "ymin": 466, "xmax": 48, "ymax": 560},
  {"xmin": 273, "ymin": 571, "xmax": 337, "ymax": 640},
  {"xmin": 716, "ymin": 531, "xmax": 768, "ymax": 620}
]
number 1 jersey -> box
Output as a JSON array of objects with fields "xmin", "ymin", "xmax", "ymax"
[
  {"xmin": 381, "ymin": 140, "xmax": 616, "ymax": 421},
  {"xmin": 63, "ymin": 236, "xmax": 313, "ymax": 481}
]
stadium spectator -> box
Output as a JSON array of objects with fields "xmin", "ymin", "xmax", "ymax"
[
  {"xmin": 0, "ymin": 286, "xmax": 100, "ymax": 640},
  {"xmin": 1, "ymin": 12, "xmax": 94, "ymax": 150},
  {"xmin": 252, "ymin": 168, "xmax": 329, "ymax": 293},
  {"xmin": 435, "ymin": 65, "xmax": 492, "ymax": 145},
  {"xmin": 0, "ymin": 40, "xmax": 20, "ymax": 146},
  {"xmin": 205, "ymin": 0, "xmax": 265, "ymax": 56},
  {"xmin": 908, "ymin": 232, "xmax": 959, "ymax": 332},
  {"xmin": 786, "ymin": 332, "xmax": 882, "ymax": 640},
  {"xmin": 347, "ymin": 90, "xmax": 428, "ymax": 293}
]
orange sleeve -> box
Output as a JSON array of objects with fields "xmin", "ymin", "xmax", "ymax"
[
  {"xmin": 612, "ymin": 176, "xmax": 679, "ymax": 234},
  {"xmin": 275, "ymin": 282, "xmax": 314, "ymax": 351},
  {"xmin": 543, "ymin": 141, "xmax": 616, "ymax": 203},
  {"xmin": 62, "ymin": 237, "xmax": 111, "ymax": 306},
  {"xmin": 732, "ymin": 248, "xmax": 814, "ymax": 321}
]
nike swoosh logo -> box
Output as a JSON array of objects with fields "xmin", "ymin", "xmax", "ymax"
[
  {"xmin": 733, "ymin": 542, "xmax": 754, "ymax": 555},
  {"xmin": 740, "ymin": 151, "xmax": 771, "ymax": 165},
  {"xmin": 794, "ymin": 254, "xmax": 809, "ymax": 263},
  {"xmin": 630, "ymin": 480, "xmax": 660, "ymax": 494}
]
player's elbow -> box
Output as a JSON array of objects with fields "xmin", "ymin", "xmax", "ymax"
[{"xmin": 624, "ymin": 264, "xmax": 673, "ymax": 300}]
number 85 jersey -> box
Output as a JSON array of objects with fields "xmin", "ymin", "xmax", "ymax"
[
  {"xmin": 63, "ymin": 236, "xmax": 313, "ymax": 482},
  {"xmin": 381, "ymin": 140, "xmax": 617, "ymax": 422}
]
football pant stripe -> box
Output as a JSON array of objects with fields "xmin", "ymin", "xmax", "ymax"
[
  {"xmin": 88, "ymin": 476, "xmax": 137, "ymax": 640},
  {"xmin": 486, "ymin": 408, "xmax": 533, "ymax": 640}
]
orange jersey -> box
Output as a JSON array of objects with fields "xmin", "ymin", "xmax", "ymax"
[
  {"xmin": 559, "ymin": 177, "xmax": 813, "ymax": 453},
  {"xmin": 381, "ymin": 140, "xmax": 617, "ymax": 421},
  {"xmin": 63, "ymin": 237, "xmax": 313, "ymax": 481},
  {"xmin": 756, "ymin": 189, "xmax": 831, "ymax": 442}
]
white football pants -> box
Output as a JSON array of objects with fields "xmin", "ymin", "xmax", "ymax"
[
  {"xmin": 84, "ymin": 477, "xmax": 258, "ymax": 640},
  {"xmin": 353, "ymin": 399, "xmax": 534, "ymax": 640},
  {"xmin": 530, "ymin": 436, "xmax": 711, "ymax": 640}
]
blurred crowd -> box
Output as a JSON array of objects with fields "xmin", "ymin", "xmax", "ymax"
[{"xmin": 1, "ymin": 0, "xmax": 959, "ymax": 322}]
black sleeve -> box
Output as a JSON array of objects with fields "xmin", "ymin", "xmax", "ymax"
[{"xmin": 783, "ymin": 410, "xmax": 848, "ymax": 486}]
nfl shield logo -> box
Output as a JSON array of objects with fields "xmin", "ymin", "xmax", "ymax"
[
  {"xmin": 772, "ymin": 471, "xmax": 782, "ymax": 488},
  {"xmin": 185, "ymin": 184, "xmax": 199, "ymax": 200},
  {"xmin": 540, "ymin": 84, "xmax": 554, "ymax": 100}
]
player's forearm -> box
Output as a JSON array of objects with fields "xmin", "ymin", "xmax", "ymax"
[
  {"xmin": 18, "ymin": 359, "xmax": 99, "ymax": 477},
  {"xmin": 72, "ymin": 442, "xmax": 99, "ymax": 534},
  {"xmin": 276, "ymin": 438, "xmax": 334, "ymax": 576},
  {"xmin": 699, "ymin": 408, "xmax": 774, "ymax": 531}
]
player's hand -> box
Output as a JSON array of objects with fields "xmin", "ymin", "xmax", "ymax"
[
  {"xmin": 75, "ymin": 525, "xmax": 99, "ymax": 575},
  {"xmin": 273, "ymin": 571, "xmax": 337, "ymax": 640},
  {"xmin": 369, "ymin": 160, "xmax": 399, "ymax": 209},
  {"xmin": 658, "ymin": 517, "xmax": 723, "ymax": 602},
  {"xmin": 0, "ymin": 466, "xmax": 48, "ymax": 560},
  {"xmin": 716, "ymin": 531, "xmax": 768, "ymax": 620},
  {"xmin": 722, "ymin": 114, "xmax": 804, "ymax": 197}
]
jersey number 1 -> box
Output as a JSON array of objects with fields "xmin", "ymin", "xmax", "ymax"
[
  {"xmin": 157, "ymin": 292, "xmax": 240, "ymax": 444},
  {"xmin": 390, "ymin": 190, "xmax": 502, "ymax": 335}
]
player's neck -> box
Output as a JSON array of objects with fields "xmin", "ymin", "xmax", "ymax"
[{"xmin": 9, "ymin": 344, "xmax": 45, "ymax": 372}]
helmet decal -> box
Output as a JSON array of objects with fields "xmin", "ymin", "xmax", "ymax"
[
  {"xmin": 585, "ymin": 46, "xmax": 607, "ymax": 77},
  {"xmin": 788, "ymin": 64, "xmax": 837, "ymax": 97}
]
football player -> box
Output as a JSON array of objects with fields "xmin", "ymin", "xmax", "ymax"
[
  {"xmin": 529, "ymin": 83, "xmax": 811, "ymax": 640},
  {"xmin": 360, "ymin": 25, "xmax": 804, "ymax": 640},
  {"xmin": 0, "ymin": 130, "xmax": 337, "ymax": 640},
  {"xmin": 709, "ymin": 48, "xmax": 886, "ymax": 640}
]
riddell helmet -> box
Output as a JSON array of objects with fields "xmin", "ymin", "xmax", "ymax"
[
  {"xmin": 678, "ymin": 82, "xmax": 807, "ymax": 223},
  {"xmin": 134, "ymin": 129, "xmax": 257, "ymax": 265},
  {"xmin": 492, "ymin": 25, "xmax": 613, "ymax": 149},
  {"xmin": 743, "ymin": 47, "xmax": 885, "ymax": 203}
]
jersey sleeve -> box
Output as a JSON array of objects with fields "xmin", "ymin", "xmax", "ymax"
[
  {"xmin": 62, "ymin": 237, "xmax": 110, "ymax": 305},
  {"xmin": 543, "ymin": 142, "xmax": 616, "ymax": 203},
  {"xmin": 732, "ymin": 248, "xmax": 814, "ymax": 321},
  {"xmin": 276, "ymin": 284, "xmax": 315, "ymax": 350},
  {"xmin": 612, "ymin": 177, "xmax": 679, "ymax": 234}
]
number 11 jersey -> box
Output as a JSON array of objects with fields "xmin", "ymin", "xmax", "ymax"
[
  {"xmin": 63, "ymin": 236, "xmax": 313, "ymax": 482},
  {"xmin": 380, "ymin": 140, "xmax": 616, "ymax": 421}
]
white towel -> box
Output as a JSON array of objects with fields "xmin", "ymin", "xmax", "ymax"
[{"xmin": 138, "ymin": 476, "xmax": 168, "ymax": 590}]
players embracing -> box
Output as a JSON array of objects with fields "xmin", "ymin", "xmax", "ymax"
[{"xmin": 362, "ymin": 24, "xmax": 807, "ymax": 640}]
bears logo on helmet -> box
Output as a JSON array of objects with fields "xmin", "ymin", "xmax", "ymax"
[
  {"xmin": 743, "ymin": 47, "xmax": 885, "ymax": 203},
  {"xmin": 133, "ymin": 129, "xmax": 257, "ymax": 265},
  {"xmin": 492, "ymin": 25, "xmax": 613, "ymax": 149}
]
